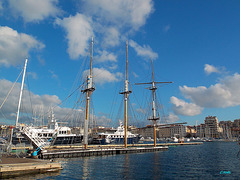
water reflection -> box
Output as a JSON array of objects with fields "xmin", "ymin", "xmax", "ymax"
[
  {"xmin": 82, "ymin": 157, "xmax": 90, "ymax": 180},
  {"xmin": 153, "ymin": 151, "xmax": 161, "ymax": 179},
  {"xmin": 6, "ymin": 170, "xmax": 60, "ymax": 180},
  {"xmin": 31, "ymin": 142, "xmax": 240, "ymax": 179},
  {"xmin": 123, "ymin": 154, "xmax": 129, "ymax": 179}
]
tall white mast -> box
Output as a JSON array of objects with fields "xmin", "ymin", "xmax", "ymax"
[
  {"xmin": 16, "ymin": 58, "xmax": 28, "ymax": 127},
  {"xmin": 82, "ymin": 37, "xmax": 95, "ymax": 149},
  {"xmin": 10, "ymin": 58, "xmax": 27, "ymax": 147}
]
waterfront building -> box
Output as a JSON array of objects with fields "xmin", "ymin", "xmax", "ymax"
[
  {"xmin": 138, "ymin": 125, "xmax": 160, "ymax": 139},
  {"xmin": 204, "ymin": 116, "xmax": 221, "ymax": 138},
  {"xmin": 232, "ymin": 119, "xmax": 240, "ymax": 138},
  {"xmin": 139, "ymin": 126, "xmax": 154, "ymax": 139},
  {"xmin": 233, "ymin": 119, "xmax": 240, "ymax": 128},
  {"xmin": 127, "ymin": 125, "xmax": 139, "ymax": 135},
  {"xmin": 158, "ymin": 127, "xmax": 171, "ymax": 138},
  {"xmin": 186, "ymin": 126, "xmax": 196, "ymax": 137},
  {"xmin": 91, "ymin": 126, "xmax": 116, "ymax": 134},
  {"xmin": 196, "ymin": 124, "xmax": 205, "ymax": 138},
  {"xmin": 170, "ymin": 125, "xmax": 187, "ymax": 138},
  {"xmin": 219, "ymin": 121, "xmax": 233, "ymax": 139}
]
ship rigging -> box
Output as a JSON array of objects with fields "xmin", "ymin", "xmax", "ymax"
[{"xmin": 135, "ymin": 59, "xmax": 172, "ymax": 147}]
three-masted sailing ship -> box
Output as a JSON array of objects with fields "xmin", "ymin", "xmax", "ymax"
[{"xmin": 88, "ymin": 41, "xmax": 141, "ymax": 146}]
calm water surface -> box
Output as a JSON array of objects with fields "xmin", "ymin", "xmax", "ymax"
[{"xmin": 11, "ymin": 142, "xmax": 240, "ymax": 179}]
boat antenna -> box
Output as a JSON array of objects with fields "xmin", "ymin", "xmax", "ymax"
[
  {"xmin": 135, "ymin": 58, "xmax": 172, "ymax": 147},
  {"xmin": 120, "ymin": 40, "xmax": 132, "ymax": 148},
  {"xmin": 81, "ymin": 36, "xmax": 95, "ymax": 149}
]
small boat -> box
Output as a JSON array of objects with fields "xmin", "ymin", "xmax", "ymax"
[{"xmin": 173, "ymin": 137, "xmax": 179, "ymax": 143}]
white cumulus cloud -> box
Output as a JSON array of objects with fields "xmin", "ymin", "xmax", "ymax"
[
  {"xmin": 83, "ymin": 68, "xmax": 123, "ymax": 85},
  {"xmin": 55, "ymin": 13, "xmax": 93, "ymax": 60},
  {"xmin": 95, "ymin": 50, "xmax": 117, "ymax": 63},
  {"xmin": 204, "ymin": 64, "xmax": 220, "ymax": 75},
  {"xmin": 102, "ymin": 27, "xmax": 120, "ymax": 47},
  {"xmin": 95, "ymin": 114, "xmax": 112, "ymax": 127},
  {"xmin": 0, "ymin": 79, "xmax": 83, "ymax": 125},
  {"xmin": 93, "ymin": 68, "xmax": 123, "ymax": 85},
  {"xmin": 81, "ymin": 0, "xmax": 154, "ymax": 30},
  {"xmin": 9, "ymin": 0, "xmax": 61, "ymax": 22},
  {"xmin": 0, "ymin": 79, "xmax": 58, "ymax": 123},
  {"xmin": 0, "ymin": 26, "xmax": 44, "ymax": 67},
  {"xmin": 165, "ymin": 112, "xmax": 179, "ymax": 123},
  {"xmin": 78, "ymin": 0, "xmax": 154, "ymax": 50},
  {"xmin": 129, "ymin": 40, "xmax": 158, "ymax": 60},
  {"xmin": 170, "ymin": 96, "xmax": 203, "ymax": 116},
  {"xmin": 180, "ymin": 73, "xmax": 240, "ymax": 108}
]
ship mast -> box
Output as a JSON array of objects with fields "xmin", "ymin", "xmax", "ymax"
[
  {"xmin": 81, "ymin": 37, "xmax": 95, "ymax": 149},
  {"xmin": 16, "ymin": 58, "xmax": 28, "ymax": 127},
  {"xmin": 135, "ymin": 58, "xmax": 172, "ymax": 147},
  {"xmin": 10, "ymin": 58, "xmax": 28, "ymax": 147},
  {"xmin": 120, "ymin": 40, "xmax": 132, "ymax": 148}
]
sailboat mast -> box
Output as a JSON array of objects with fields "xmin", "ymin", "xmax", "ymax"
[
  {"xmin": 82, "ymin": 37, "xmax": 95, "ymax": 149},
  {"xmin": 16, "ymin": 58, "xmax": 28, "ymax": 127}
]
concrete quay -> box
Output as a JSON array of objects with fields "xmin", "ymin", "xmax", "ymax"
[
  {"xmin": 39, "ymin": 142, "xmax": 203, "ymax": 159},
  {"xmin": 0, "ymin": 157, "xmax": 62, "ymax": 178},
  {"xmin": 44, "ymin": 141, "xmax": 202, "ymax": 150},
  {"xmin": 40, "ymin": 146, "xmax": 169, "ymax": 159}
]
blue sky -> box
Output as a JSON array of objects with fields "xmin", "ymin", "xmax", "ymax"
[{"xmin": 1, "ymin": 0, "xmax": 240, "ymax": 127}]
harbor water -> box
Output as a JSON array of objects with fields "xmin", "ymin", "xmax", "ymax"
[{"xmin": 10, "ymin": 142, "xmax": 240, "ymax": 179}]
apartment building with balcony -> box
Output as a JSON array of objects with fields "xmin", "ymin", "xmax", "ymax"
[{"xmin": 204, "ymin": 116, "xmax": 221, "ymax": 138}]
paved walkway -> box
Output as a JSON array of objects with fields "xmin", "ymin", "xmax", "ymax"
[{"xmin": 0, "ymin": 157, "xmax": 44, "ymax": 164}]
